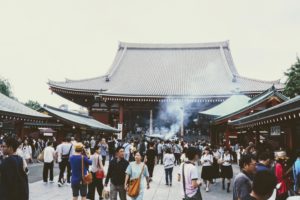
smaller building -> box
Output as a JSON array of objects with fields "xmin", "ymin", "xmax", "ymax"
[
  {"xmin": 40, "ymin": 105, "xmax": 120, "ymax": 142},
  {"xmin": 0, "ymin": 92, "xmax": 50, "ymax": 138},
  {"xmin": 229, "ymin": 96, "xmax": 300, "ymax": 153},
  {"xmin": 202, "ymin": 87, "xmax": 288, "ymax": 146}
]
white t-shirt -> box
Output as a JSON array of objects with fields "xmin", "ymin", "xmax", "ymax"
[
  {"xmin": 222, "ymin": 154, "xmax": 233, "ymax": 166},
  {"xmin": 44, "ymin": 146, "xmax": 55, "ymax": 163},
  {"xmin": 200, "ymin": 154, "xmax": 213, "ymax": 166},
  {"xmin": 90, "ymin": 154, "xmax": 102, "ymax": 173},
  {"xmin": 178, "ymin": 162, "xmax": 199, "ymax": 198},
  {"xmin": 56, "ymin": 144, "xmax": 62, "ymax": 163}
]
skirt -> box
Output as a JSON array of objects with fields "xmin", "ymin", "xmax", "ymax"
[
  {"xmin": 220, "ymin": 165, "xmax": 233, "ymax": 179},
  {"xmin": 201, "ymin": 166, "xmax": 213, "ymax": 180}
]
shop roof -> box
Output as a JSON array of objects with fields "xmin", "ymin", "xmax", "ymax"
[
  {"xmin": 200, "ymin": 95, "xmax": 251, "ymax": 117},
  {"xmin": 0, "ymin": 92, "xmax": 50, "ymax": 119},
  {"xmin": 229, "ymin": 96, "xmax": 300, "ymax": 127},
  {"xmin": 41, "ymin": 105, "xmax": 119, "ymax": 133},
  {"xmin": 212, "ymin": 87, "xmax": 289, "ymax": 123}
]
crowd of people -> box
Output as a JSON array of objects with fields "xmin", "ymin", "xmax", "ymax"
[{"xmin": 1, "ymin": 134, "xmax": 300, "ymax": 200}]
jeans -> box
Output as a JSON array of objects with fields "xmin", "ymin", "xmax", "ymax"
[
  {"xmin": 157, "ymin": 154, "xmax": 163, "ymax": 164},
  {"xmin": 165, "ymin": 167, "xmax": 173, "ymax": 185},
  {"xmin": 43, "ymin": 161, "xmax": 54, "ymax": 182},
  {"xmin": 59, "ymin": 158, "xmax": 71, "ymax": 183},
  {"xmin": 87, "ymin": 173, "xmax": 103, "ymax": 200},
  {"xmin": 110, "ymin": 183, "xmax": 127, "ymax": 200}
]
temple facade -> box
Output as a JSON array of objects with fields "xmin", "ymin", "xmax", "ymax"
[{"xmin": 48, "ymin": 41, "xmax": 284, "ymax": 138}]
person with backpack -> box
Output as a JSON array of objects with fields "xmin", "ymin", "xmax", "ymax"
[
  {"xmin": 292, "ymin": 150, "xmax": 300, "ymax": 195},
  {"xmin": 177, "ymin": 147, "xmax": 202, "ymax": 200},
  {"xmin": 219, "ymin": 148, "xmax": 233, "ymax": 193},
  {"xmin": 58, "ymin": 137, "xmax": 73, "ymax": 186},
  {"xmin": 0, "ymin": 137, "xmax": 29, "ymax": 200}
]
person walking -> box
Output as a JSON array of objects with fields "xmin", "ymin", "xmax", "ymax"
[
  {"xmin": 58, "ymin": 137, "xmax": 73, "ymax": 186},
  {"xmin": 99, "ymin": 138, "xmax": 108, "ymax": 166},
  {"xmin": 163, "ymin": 148, "xmax": 175, "ymax": 186},
  {"xmin": 125, "ymin": 151, "xmax": 150, "ymax": 200},
  {"xmin": 292, "ymin": 150, "xmax": 300, "ymax": 195},
  {"xmin": 87, "ymin": 148, "xmax": 104, "ymax": 200},
  {"xmin": 123, "ymin": 140, "xmax": 132, "ymax": 162},
  {"xmin": 274, "ymin": 151, "xmax": 289, "ymax": 200},
  {"xmin": 43, "ymin": 141, "xmax": 55, "ymax": 184},
  {"xmin": 247, "ymin": 170, "xmax": 277, "ymax": 200},
  {"xmin": 0, "ymin": 137, "xmax": 29, "ymax": 200},
  {"xmin": 200, "ymin": 148, "xmax": 213, "ymax": 192},
  {"xmin": 173, "ymin": 141, "xmax": 182, "ymax": 166},
  {"xmin": 144, "ymin": 142, "xmax": 156, "ymax": 182},
  {"xmin": 177, "ymin": 147, "xmax": 202, "ymax": 200},
  {"xmin": 105, "ymin": 146, "xmax": 129, "ymax": 200},
  {"xmin": 22, "ymin": 140, "xmax": 32, "ymax": 164},
  {"xmin": 69, "ymin": 143, "xmax": 92, "ymax": 200},
  {"xmin": 233, "ymin": 154, "xmax": 257, "ymax": 200},
  {"xmin": 157, "ymin": 141, "xmax": 164, "ymax": 165},
  {"xmin": 219, "ymin": 148, "xmax": 233, "ymax": 193}
]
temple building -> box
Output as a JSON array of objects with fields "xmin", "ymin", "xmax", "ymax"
[{"xmin": 48, "ymin": 41, "xmax": 284, "ymax": 138}]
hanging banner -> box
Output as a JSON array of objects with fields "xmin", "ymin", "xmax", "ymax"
[
  {"xmin": 270, "ymin": 126, "xmax": 281, "ymax": 136},
  {"xmin": 117, "ymin": 123, "xmax": 123, "ymax": 140}
]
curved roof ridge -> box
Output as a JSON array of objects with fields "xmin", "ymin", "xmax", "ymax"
[
  {"xmin": 48, "ymin": 75, "xmax": 105, "ymax": 85},
  {"xmin": 236, "ymin": 75, "xmax": 281, "ymax": 84},
  {"xmin": 119, "ymin": 40, "xmax": 229, "ymax": 49}
]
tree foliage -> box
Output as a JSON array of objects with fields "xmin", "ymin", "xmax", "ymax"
[
  {"xmin": 284, "ymin": 57, "xmax": 300, "ymax": 98},
  {"xmin": 0, "ymin": 78, "xmax": 13, "ymax": 97},
  {"xmin": 25, "ymin": 100, "xmax": 41, "ymax": 110}
]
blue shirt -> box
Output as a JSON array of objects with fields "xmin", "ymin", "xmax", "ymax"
[
  {"xmin": 256, "ymin": 163, "xmax": 270, "ymax": 172},
  {"xmin": 69, "ymin": 155, "xmax": 92, "ymax": 185},
  {"xmin": 293, "ymin": 158, "xmax": 300, "ymax": 191}
]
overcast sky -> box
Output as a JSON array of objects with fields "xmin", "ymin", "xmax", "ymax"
[{"xmin": 0, "ymin": 0, "xmax": 299, "ymax": 109}]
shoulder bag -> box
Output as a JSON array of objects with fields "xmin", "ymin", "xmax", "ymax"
[
  {"xmin": 82, "ymin": 155, "xmax": 92, "ymax": 185},
  {"xmin": 127, "ymin": 164, "xmax": 145, "ymax": 198},
  {"xmin": 37, "ymin": 149, "xmax": 45, "ymax": 162},
  {"xmin": 182, "ymin": 163, "xmax": 202, "ymax": 200},
  {"xmin": 95, "ymin": 155, "xmax": 105, "ymax": 179}
]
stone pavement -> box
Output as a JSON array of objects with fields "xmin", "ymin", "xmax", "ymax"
[{"xmin": 29, "ymin": 163, "xmax": 239, "ymax": 200}]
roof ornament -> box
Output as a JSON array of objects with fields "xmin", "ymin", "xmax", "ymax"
[{"xmin": 105, "ymin": 76, "xmax": 110, "ymax": 82}]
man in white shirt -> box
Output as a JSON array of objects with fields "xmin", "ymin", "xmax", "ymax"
[
  {"xmin": 43, "ymin": 141, "xmax": 55, "ymax": 183},
  {"xmin": 178, "ymin": 147, "xmax": 202, "ymax": 199},
  {"xmin": 58, "ymin": 137, "xmax": 73, "ymax": 186}
]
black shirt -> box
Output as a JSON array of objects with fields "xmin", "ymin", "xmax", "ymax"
[
  {"xmin": 145, "ymin": 149, "xmax": 156, "ymax": 164},
  {"xmin": 0, "ymin": 155, "xmax": 29, "ymax": 200},
  {"xmin": 105, "ymin": 158, "xmax": 129, "ymax": 186}
]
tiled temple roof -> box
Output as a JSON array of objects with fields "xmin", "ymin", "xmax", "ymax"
[{"xmin": 49, "ymin": 41, "xmax": 284, "ymax": 98}]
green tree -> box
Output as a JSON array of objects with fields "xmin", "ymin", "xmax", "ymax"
[
  {"xmin": 284, "ymin": 57, "xmax": 300, "ymax": 98},
  {"xmin": 0, "ymin": 78, "xmax": 13, "ymax": 97},
  {"xmin": 25, "ymin": 100, "xmax": 41, "ymax": 110}
]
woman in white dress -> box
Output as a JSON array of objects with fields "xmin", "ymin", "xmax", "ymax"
[{"xmin": 22, "ymin": 140, "xmax": 32, "ymax": 164}]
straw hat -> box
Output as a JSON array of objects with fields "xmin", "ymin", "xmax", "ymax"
[
  {"xmin": 275, "ymin": 151, "xmax": 289, "ymax": 160},
  {"xmin": 75, "ymin": 143, "xmax": 84, "ymax": 151}
]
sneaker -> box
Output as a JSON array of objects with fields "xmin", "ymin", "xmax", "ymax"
[
  {"xmin": 49, "ymin": 180, "xmax": 54, "ymax": 183},
  {"xmin": 66, "ymin": 182, "xmax": 71, "ymax": 186},
  {"xmin": 206, "ymin": 187, "xmax": 209, "ymax": 192},
  {"xmin": 43, "ymin": 182, "xmax": 47, "ymax": 185},
  {"xmin": 58, "ymin": 182, "xmax": 63, "ymax": 187}
]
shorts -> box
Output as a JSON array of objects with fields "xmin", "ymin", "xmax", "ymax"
[{"xmin": 71, "ymin": 183, "xmax": 87, "ymax": 197}]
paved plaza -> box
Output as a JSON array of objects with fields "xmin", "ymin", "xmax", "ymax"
[{"xmin": 29, "ymin": 163, "xmax": 239, "ymax": 200}]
